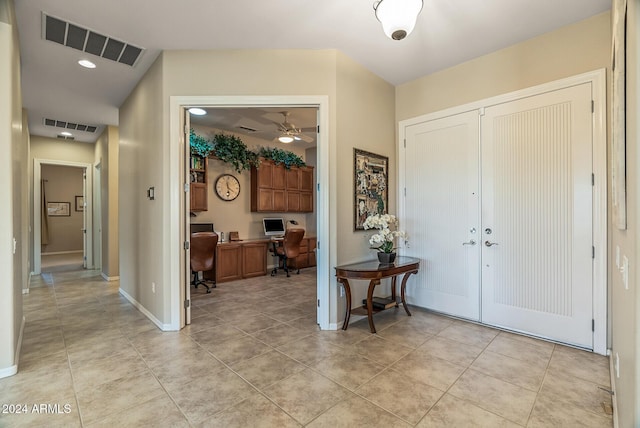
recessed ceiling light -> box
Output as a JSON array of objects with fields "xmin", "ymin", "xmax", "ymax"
[
  {"xmin": 188, "ymin": 108, "xmax": 207, "ymax": 116},
  {"xmin": 78, "ymin": 59, "xmax": 96, "ymax": 69},
  {"xmin": 60, "ymin": 131, "xmax": 73, "ymax": 136},
  {"xmin": 278, "ymin": 136, "xmax": 294, "ymax": 143}
]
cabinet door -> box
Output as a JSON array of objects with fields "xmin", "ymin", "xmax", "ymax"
[
  {"xmin": 273, "ymin": 164, "xmax": 286, "ymax": 189},
  {"xmin": 299, "ymin": 192, "xmax": 313, "ymax": 213},
  {"xmin": 286, "ymin": 168, "xmax": 300, "ymax": 190},
  {"xmin": 257, "ymin": 188, "xmax": 274, "ymax": 211},
  {"xmin": 273, "ymin": 190, "xmax": 286, "ymax": 211},
  {"xmin": 190, "ymin": 183, "xmax": 208, "ymax": 212},
  {"xmin": 300, "ymin": 167, "xmax": 314, "ymax": 192},
  {"xmin": 295, "ymin": 238, "xmax": 309, "ymax": 268},
  {"xmin": 216, "ymin": 244, "xmax": 242, "ymax": 283},
  {"xmin": 257, "ymin": 161, "xmax": 273, "ymax": 188},
  {"xmin": 286, "ymin": 191, "xmax": 300, "ymax": 212},
  {"xmin": 242, "ymin": 242, "xmax": 267, "ymax": 278}
]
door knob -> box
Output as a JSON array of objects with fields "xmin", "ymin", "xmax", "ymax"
[
  {"xmin": 485, "ymin": 241, "xmax": 499, "ymax": 247},
  {"xmin": 462, "ymin": 240, "xmax": 476, "ymax": 246},
  {"xmin": 484, "ymin": 228, "xmax": 492, "ymax": 235}
]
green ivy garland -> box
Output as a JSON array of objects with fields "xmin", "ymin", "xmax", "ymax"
[{"xmin": 189, "ymin": 130, "xmax": 306, "ymax": 172}]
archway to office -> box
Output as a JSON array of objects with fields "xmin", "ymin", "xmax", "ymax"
[
  {"xmin": 169, "ymin": 95, "xmax": 332, "ymax": 332},
  {"xmin": 33, "ymin": 158, "xmax": 94, "ymax": 277}
]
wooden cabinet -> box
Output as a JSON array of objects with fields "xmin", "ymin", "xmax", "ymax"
[
  {"xmin": 216, "ymin": 244, "xmax": 242, "ymax": 283},
  {"xmin": 251, "ymin": 159, "xmax": 313, "ymax": 213},
  {"xmin": 242, "ymin": 242, "xmax": 268, "ymax": 278},
  {"xmin": 216, "ymin": 241, "xmax": 268, "ymax": 283},
  {"xmin": 294, "ymin": 237, "xmax": 317, "ymax": 269},
  {"xmin": 190, "ymin": 156, "xmax": 208, "ymax": 212}
]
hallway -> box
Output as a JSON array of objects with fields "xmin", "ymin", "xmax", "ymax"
[{"xmin": 0, "ymin": 269, "xmax": 613, "ymax": 427}]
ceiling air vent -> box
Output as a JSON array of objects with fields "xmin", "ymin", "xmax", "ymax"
[
  {"xmin": 44, "ymin": 118, "xmax": 98, "ymax": 133},
  {"xmin": 42, "ymin": 13, "xmax": 144, "ymax": 67},
  {"xmin": 57, "ymin": 135, "xmax": 75, "ymax": 140},
  {"xmin": 237, "ymin": 126, "xmax": 258, "ymax": 133}
]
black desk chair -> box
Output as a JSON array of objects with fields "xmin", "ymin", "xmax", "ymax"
[
  {"xmin": 190, "ymin": 232, "xmax": 218, "ymax": 293},
  {"xmin": 271, "ymin": 228, "xmax": 305, "ymax": 277}
]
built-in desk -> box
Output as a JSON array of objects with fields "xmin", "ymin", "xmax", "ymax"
[{"xmin": 211, "ymin": 236, "xmax": 316, "ymax": 283}]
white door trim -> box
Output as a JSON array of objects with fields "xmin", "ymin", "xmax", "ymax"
[
  {"xmin": 398, "ymin": 69, "xmax": 607, "ymax": 354},
  {"xmin": 168, "ymin": 95, "xmax": 332, "ymax": 332},
  {"xmin": 33, "ymin": 158, "xmax": 94, "ymax": 275}
]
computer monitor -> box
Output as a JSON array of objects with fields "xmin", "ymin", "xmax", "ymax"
[
  {"xmin": 263, "ymin": 218, "xmax": 285, "ymax": 237},
  {"xmin": 190, "ymin": 223, "xmax": 214, "ymax": 233}
]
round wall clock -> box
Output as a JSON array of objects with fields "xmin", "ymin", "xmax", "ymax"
[{"xmin": 215, "ymin": 174, "xmax": 241, "ymax": 201}]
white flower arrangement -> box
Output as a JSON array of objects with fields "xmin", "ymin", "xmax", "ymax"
[{"xmin": 363, "ymin": 213, "xmax": 408, "ymax": 253}]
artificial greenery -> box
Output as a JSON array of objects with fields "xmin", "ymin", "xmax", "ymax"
[
  {"xmin": 257, "ymin": 147, "xmax": 306, "ymax": 169},
  {"xmin": 189, "ymin": 129, "xmax": 214, "ymax": 157},
  {"xmin": 189, "ymin": 130, "xmax": 306, "ymax": 173}
]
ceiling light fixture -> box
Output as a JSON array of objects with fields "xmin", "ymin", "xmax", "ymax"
[
  {"xmin": 60, "ymin": 131, "xmax": 73, "ymax": 136},
  {"xmin": 188, "ymin": 108, "xmax": 207, "ymax": 116},
  {"xmin": 373, "ymin": 0, "xmax": 423, "ymax": 41},
  {"xmin": 278, "ymin": 135, "xmax": 294, "ymax": 144},
  {"xmin": 78, "ymin": 59, "xmax": 96, "ymax": 69}
]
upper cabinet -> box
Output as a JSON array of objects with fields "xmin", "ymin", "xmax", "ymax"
[
  {"xmin": 190, "ymin": 155, "xmax": 208, "ymax": 212},
  {"xmin": 251, "ymin": 159, "xmax": 314, "ymax": 213}
]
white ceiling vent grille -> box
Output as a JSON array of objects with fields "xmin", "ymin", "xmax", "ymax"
[
  {"xmin": 44, "ymin": 118, "xmax": 98, "ymax": 133},
  {"xmin": 57, "ymin": 135, "xmax": 75, "ymax": 140},
  {"xmin": 42, "ymin": 13, "xmax": 144, "ymax": 67}
]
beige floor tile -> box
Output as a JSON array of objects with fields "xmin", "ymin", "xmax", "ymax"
[
  {"xmin": 391, "ymin": 352, "xmax": 466, "ymax": 391},
  {"xmin": 306, "ymin": 394, "xmax": 411, "ymax": 428},
  {"xmin": 263, "ymin": 368, "xmax": 351, "ymax": 425},
  {"xmin": 285, "ymin": 315, "xmax": 322, "ymax": 334},
  {"xmin": 539, "ymin": 368, "xmax": 613, "ymax": 419},
  {"xmin": 190, "ymin": 324, "xmax": 247, "ymax": 346},
  {"xmin": 348, "ymin": 334, "xmax": 413, "ymax": 366},
  {"xmin": 250, "ymin": 323, "xmax": 310, "ymax": 347},
  {"xmin": 527, "ymin": 393, "xmax": 612, "ymax": 427},
  {"xmin": 76, "ymin": 371, "xmax": 166, "ymax": 425},
  {"xmin": 357, "ymin": 369, "xmax": 444, "ymax": 424},
  {"xmin": 314, "ymin": 328, "xmax": 372, "ymax": 348},
  {"xmin": 277, "ymin": 334, "xmax": 345, "ymax": 365},
  {"xmin": 208, "ymin": 335, "xmax": 273, "ymax": 365},
  {"xmin": 486, "ymin": 333, "xmax": 553, "ymax": 367},
  {"xmin": 437, "ymin": 322, "xmax": 498, "ymax": 348},
  {"xmin": 415, "ymin": 336, "xmax": 484, "ymax": 367},
  {"xmin": 471, "ymin": 350, "xmax": 546, "ymax": 391},
  {"xmin": 168, "ymin": 368, "xmax": 259, "ymax": 425},
  {"xmin": 405, "ymin": 310, "xmax": 455, "ymax": 335},
  {"xmin": 66, "ymin": 335, "xmax": 135, "ymax": 365},
  {"xmin": 548, "ymin": 345, "xmax": 610, "ymax": 387},
  {"xmin": 148, "ymin": 350, "xmax": 225, "ymax": 389},
  {"xmin": 195, "ymin": 392, "xmax": 301, "ymax": 428},
  {"xmin": 310, "ymin": 351, "xmax": 385, "ymax": 391},
  {"xmin": 1, "ymin": 353, "xmax": 75, "ymax": 404},
  {"xmin": 376, "ymin": 322, "xmax": 433, "ymax": 348},
  {"xmin": 417, "ymin": 394, "xmax": 520, "ymax": 427},
  {"xmin": 0, "ymin": 396, "xmax": 81, "ymax": 428},
  {"xmin": 231, "ymin": 350, "xmax": 307, "ymax": 389},
  {"xmin": 232, "ymin": 313, "xmax": 283, "ymax": 333},
  {"xmin": 448, "ymin": 369, "xmax": 537, "ymax": 425},
  {"xmin": 85, "ymin": 394, "xmax": 189, "ymax": 428},
  {"xmin": 71, "ymin": 350, "xmax": 150, "ymax": 391}
]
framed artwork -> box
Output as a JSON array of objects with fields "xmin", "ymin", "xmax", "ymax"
[
  {"xmin": 354, "ymin": 148, "xmax": 388, "ymax": 230},
  {"xmin": 47, "ymin": 202, "xmax": 70, "ymax": 217},
  {"xmin": 612, "ymin": 0, "xmax": 627, "ymax": 230},
  {"xmin": 75, "ymin": 195, "xmax": 84, "ymax": 212}
]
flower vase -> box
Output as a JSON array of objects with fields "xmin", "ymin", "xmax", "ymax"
[{"xmin": 377, "ymin": 252, "xmax": 396, "ymax": 264}]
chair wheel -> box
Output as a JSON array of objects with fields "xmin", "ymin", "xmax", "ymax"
[{"xmin": 206, "ymin": 289, "xmax": 212, "ymax": 294}]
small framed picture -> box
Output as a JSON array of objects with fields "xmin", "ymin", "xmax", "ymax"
[
  {"xmin": 48, "ymin": 202, "xmax": 71, "ymax": 217},
  {"xmin": 75, "ymin": 196, "xmax": 84, "ymax": 212},
  {"xmin": 354, "ymin": 148, "xmax": 389, "ymax": 230}
]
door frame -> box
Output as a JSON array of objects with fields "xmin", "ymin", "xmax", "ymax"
[
  {"xmin": 33, "ymin": 158, "xmax": 94, "ymax": 275},
  {"xmin": 398, "ymin": 69, "xmax": 607, "ymax": 354},
  {"xmin": 169, "ymin": 95, "xmax": 332, "ymax": 332}
]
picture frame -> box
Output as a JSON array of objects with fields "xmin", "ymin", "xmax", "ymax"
[
  {"xmin": 75, "ymin": 195, "xmax": 84, "ymax": 212},
  {"xmin": 47, "ymin": 202, "xmax": 70, "ymax": 217},
  {"xmin": 354, "ymin": 148, "xmax": 388, "ymax": 230}
]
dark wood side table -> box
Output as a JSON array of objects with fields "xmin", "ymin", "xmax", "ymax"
[{"xmin": 335, "ymin": 257, "xmax": 420, "ymax": 333}]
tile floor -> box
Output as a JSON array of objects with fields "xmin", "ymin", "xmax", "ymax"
[{"xmin": 0, "ymin": 268, "xmax": 613, "ymax": 427}]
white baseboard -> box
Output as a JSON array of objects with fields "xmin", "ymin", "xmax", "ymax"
[
  {"xmin": 0, "ymin": 316, "xmax": 25, "ymax": 379},
  {"xmin": 118, "ymin": 288, "xmax": 173, "ymax": 331},
  {"xmin": 22, "ymin": 289, "xmax": 29, "ymax": 294},
  {"xmin": 41, "ymin": 250, "xmax": 83, "ymax": 256},
  {"xmin": 101, "ymin": 273, "xmax": 120, "ymax": 282}
]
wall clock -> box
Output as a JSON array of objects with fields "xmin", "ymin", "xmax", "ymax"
[{"xmin": 215, "ymin": 174, "xmax": 240, "ymax": 201}]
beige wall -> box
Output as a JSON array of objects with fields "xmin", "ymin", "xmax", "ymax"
[
  {"xmin": 190, "ymin": 125, "xmax": 311, "ymax": 241},
  {"xmin": 396, "ymin": 12, "xmax": 611, "ymax": 121},
  {"xmin": 0, "ymin": 0, "xmax": 25, "ymax": 377},
  {"xmin": 41, "ymin": 165, "xmax": 84, "ymax": 253},
  {"xmin": 94, "ymin": 126, "xmax": 119, "ymax": 279},
  {"xmin": 612, "ymin": 0, "xmax": 639, "ymax": 425}
]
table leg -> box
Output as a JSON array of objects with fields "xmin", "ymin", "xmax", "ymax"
[
  {"xmin": 366, "ymin": 279, "xmax": 378, "ymax": 333},
  {"xmin": 391, "ymin": 275, "xmax": 398, "ymax": 307},
  {"xmin": 400, "ymin": 270, "xmax": 418, "ymax": 316},
  {"xmin": 340, "ymin": 278, "xmax": 352, "ymax": 330}
]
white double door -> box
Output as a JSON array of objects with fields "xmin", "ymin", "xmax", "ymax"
[{"xmin": 403, "ymin": 83, "xmax": 594, "ymax": 348}]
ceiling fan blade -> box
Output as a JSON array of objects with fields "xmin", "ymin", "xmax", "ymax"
[{"xmin": 299, "ymin": 134, "xmax": 314, "ymax": 143}]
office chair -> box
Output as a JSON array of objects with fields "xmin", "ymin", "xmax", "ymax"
[
  {"xmin": 190, "ymin": 231, "xmax": 218, "ymax": 293},
  {"xmin": 271, "ymin": 228, "xmax": 305, "ymax": 277}
]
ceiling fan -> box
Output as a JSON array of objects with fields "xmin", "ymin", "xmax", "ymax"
[{"xmin": 275, "ymin": 111, "xmax": 314, "ymax": 143}]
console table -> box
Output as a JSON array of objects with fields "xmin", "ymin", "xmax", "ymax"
[{"xmin": 335, "ymin": 256, "xmax": 420, "ymax": 333}]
